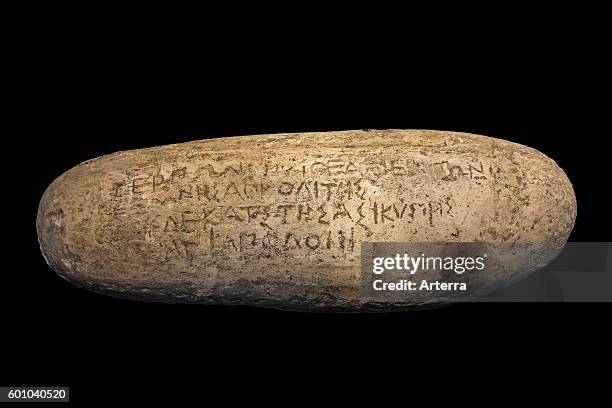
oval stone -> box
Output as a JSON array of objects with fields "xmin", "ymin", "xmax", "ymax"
[{"xmin": 36, "ymin": 130, "xmax": 577, "ymax": 311}]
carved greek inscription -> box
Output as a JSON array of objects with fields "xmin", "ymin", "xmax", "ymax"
[
  {"xmin": 104, "ymin": 153, "xmax": 480, "ymax": 261},
  {"xmin": 142, "ymin": 196, "xmax": 453, "ymax": 237},
  {"xmin": 434, "ymin": 160, "xmax": 491, "ymax": 183},
  {"xmin": 111, "ymin": 157, "xmax": 491, "ymax": 200}
]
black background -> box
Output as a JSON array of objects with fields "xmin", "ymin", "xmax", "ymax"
[{"xmin": 3, "ymin": 7, "xmax": 609, "ymax": 404}]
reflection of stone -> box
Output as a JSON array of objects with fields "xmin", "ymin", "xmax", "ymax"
[{"xmin": 37, "ymin": 130, "xmax": 576, "ymax": 311}]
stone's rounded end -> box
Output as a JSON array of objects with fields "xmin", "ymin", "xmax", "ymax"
[
  {"xmin": 37, "ymin": 169, "xmax": 77, "ymax": 283},
  {"xmin": 37, "ymin": 161, "xmax": 104, "ymax": 288},
  {"xmin": 530, "ymin": 149, "xmax": 577, "ymax": 243}
]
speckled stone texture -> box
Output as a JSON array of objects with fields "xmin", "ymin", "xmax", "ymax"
[{"xmin": 37, "ymin": 130, "xmax": 576, "ymax": 311}]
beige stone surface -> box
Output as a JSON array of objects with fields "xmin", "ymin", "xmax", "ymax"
[{"xmin": 37, "ymin": 130, "xmax": 576, "ymax": 311}]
